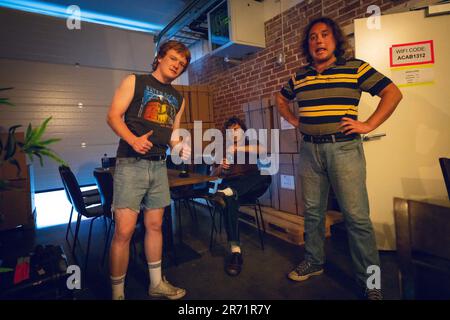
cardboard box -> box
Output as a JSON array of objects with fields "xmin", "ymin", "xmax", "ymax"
[
  {"xmin": 242, "ymin": 97, "xmax": 273, "ymax": 152},
  {"xmin": 173, "ymin": 84, "xmax": 214, "ymax": 124},
  {"xmin": 189, "ymin": 85, "xmax": 214, "ymax": 123},
  {"xmin": 173, "ymin": 85, "xmax": 192, "ymax": 123},
  {"xmin": 272, "ymin": 97, "xmax": 300, "ymax": 154}
]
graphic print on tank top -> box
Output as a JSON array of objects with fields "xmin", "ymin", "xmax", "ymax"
[{"xmin": 138, "ymin": 86, "xmax": 179, "ymax": 128}]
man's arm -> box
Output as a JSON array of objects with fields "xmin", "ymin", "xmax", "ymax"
[
  {"xmin": 107, "ymin": 74, "xmax": 153, "ymax": 154},
  {"xmin": 210, "ymin": 163, "xmax": 224, "ymax": 177},
  {"xmin": 275, "ymin": 92, "xmax": 300, "ymax": 128},
  {"xmin": 235, "ymin": 143, "xmax": 266, "ymax": 154},
  {"xmin": 340, "ymin": 82, "xmax": 403, "ymax": 135}
]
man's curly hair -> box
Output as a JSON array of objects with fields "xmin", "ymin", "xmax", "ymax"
[
  {"xmin": 302, "ymin": 17, "xmax": 351, "ymax": 64},
  {"xmin": 223, "ymin": 116, "xmax": 247, "ymax": 132}
]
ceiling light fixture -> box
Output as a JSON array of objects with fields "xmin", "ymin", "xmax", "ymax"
[{"xmin": 0, "ymin": 0, "xmax": 164, "ymax": 33}]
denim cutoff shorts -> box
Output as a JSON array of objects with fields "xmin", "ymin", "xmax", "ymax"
[{"xmin": 112, "ymin": 157, "xmax": 170, "ymax": 213}]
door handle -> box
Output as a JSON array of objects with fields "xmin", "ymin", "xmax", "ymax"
[{"xmin": 362, "ymin": 133, "xmax": 386, "ymax": 142}]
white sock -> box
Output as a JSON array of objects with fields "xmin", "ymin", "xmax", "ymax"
[
  {"xmin": 218, "ymin": 187, "xmax": 234, "ymax": 196},
  {"xmin": 111, "ymin": 274, "xmax": 126, "ymax": 300},
  {"xmin": 148, "ymin": 260, "xmax": 162, "ymax": 289},
  {"xmin": 231, "ymin": 245, "xmax": 241, "ymax": 254}
]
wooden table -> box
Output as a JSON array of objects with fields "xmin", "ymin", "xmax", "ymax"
[
  {"xmin": 167, "ymin": 169, "xmax": 218, "ymax": 188},
  {"xmin": 95, "ymin": 167, "xmax": 218, "ymax": 265},
  {"xmin": 98, "ymin": 167, "xmax": 217, "ymax": 188}
]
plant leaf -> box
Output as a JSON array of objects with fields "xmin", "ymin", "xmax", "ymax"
[
  {"xmin": 8, "ymin": 125, "xmax": 21, "ymax": 134},
  {"xmin": 39, "ymin": 138, "xmax": 61, "ymax": 146},
  {"xmin": 25, "ymin": 127, "xmax": 39, "ymax": 147},
  {"xmin": 0, "ymin": 87, "xmax": 14, "ymax": 107},
  {"xmin": 2, "ymin": 115, "xmax": 67, "ymax": 172},
  {"xmin": 25, "ymin": 123, "xmax": 32, "ymax": 141},
  {"xmin": 33, "ymin": 152, "xmax": 44, "ymax": 166},
  {"xmin": 23, "ymin": 145, "xmax": 45, "ymax": 153},
  {"xmin": 33, "ymin": 117, "xmax": 52, "ymax": 144},
  {"xmin": 23, "ymin": 123, "xmax": 37, "ymax": 147},
  {"xmin": 8, "ymin": 158, "xmax": 21, "ymax": 177},
  {"xmin": 0, "ymin": 98, "xmax": 14, "ymax": 106},
  {"xmin": 39, "ymin": 149, "xmax": 66, "ymax": 165},
  {"xmin": 4, "ymin": 125, "xmax": 21, "ymax": 160}
]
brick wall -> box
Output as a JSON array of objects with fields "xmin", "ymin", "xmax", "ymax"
[{"xmin": 188, "ymin": 0, "xmax": 410, "ymax": 128}]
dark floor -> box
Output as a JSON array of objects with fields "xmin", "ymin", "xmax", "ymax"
[{"xmin": 0, "ymin": 202, "xmax": 402, "ymax": 300}]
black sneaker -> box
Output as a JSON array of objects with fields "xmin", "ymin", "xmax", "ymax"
[
  {"xmin": 365, "ymin": 288, "xmax": 383, "ymax": 300},
  {"xmin": 225, "ymin": 252, "xmax": 243, "ymax": 276},
  {"xmin": 288, "ymin": 260, "xmax": 323, "ymax": 281}
]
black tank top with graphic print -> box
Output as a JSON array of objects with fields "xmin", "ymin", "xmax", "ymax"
[{"xmin": 116, "ymin": 74, "xmax": 183, "ymax": 159}]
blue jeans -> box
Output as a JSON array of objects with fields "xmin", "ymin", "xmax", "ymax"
[
  {"xmin": 299, "ymin": 138, "xmax": 380, "ymax": 288},
  {"xmin": 220, "ymin": 173, "xmax": 272, "ymax": 246}
]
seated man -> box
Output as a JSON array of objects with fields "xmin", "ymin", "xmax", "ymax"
[{"xmin": 211, "ymin": 116, "xmax": 272, "ymax": 276}]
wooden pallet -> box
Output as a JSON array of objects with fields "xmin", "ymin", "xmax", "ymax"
[{"xmin": 239, "ymin": 206, "xmax": 343, "ymax": 246}]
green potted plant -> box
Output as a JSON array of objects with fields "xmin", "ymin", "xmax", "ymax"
[
  {"xmin": 0, "ymin": 87, "xmax": 66, "ymax": 225},
  {"xmin": 0, "ymin": 87, "xmax": 66, "ymax": 187}
]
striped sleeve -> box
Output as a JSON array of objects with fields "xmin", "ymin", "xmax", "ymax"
[
  {"xmin": 280, "ymin": 75, "xmax": 296, "ymax": 100},
  {"xmin": 357, "ymin": 61, "xmax": 392, "ymax": 96}
]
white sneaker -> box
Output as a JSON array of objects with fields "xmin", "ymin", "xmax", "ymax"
[{"xmin": 148, "ymin": 277, "xmax": 186, "ymax": 300}]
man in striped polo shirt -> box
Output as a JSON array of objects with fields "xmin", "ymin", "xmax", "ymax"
[{"xmin": 276, "ymin": 17, "xmax": 402, "ymax": 300}]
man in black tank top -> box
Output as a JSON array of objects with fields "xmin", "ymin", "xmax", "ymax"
[{"xmin": 106, "ymin": 40, "xmax": 191, "ymax": 300}]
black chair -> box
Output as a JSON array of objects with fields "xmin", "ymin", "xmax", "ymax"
[
  {"xmin": 93, "ymin": 169, "xmax": 114, "ymax": 265},
  {"xmin": 209, "ymin": 175, "xmax": 271, "ymax": 251},
  {"xmin": 58, "ymin": 166, "xmax": 100, "ymax": 243},
  {"xmin": 170, "ymin": 163, "xmax": 214, "ymax": 243},
  {"xmin": 92, "ymin": 168, "xmax": 140, "ymax": 266},
  {"xmin": 238, "ymin": 175, "xmax": 272, "ymax": 250},
  {"xmin": 59, "ymin": 166, "xmax": 103, "ymax": 272},
  {"xmin": 439, "ymin": 157, "xmax": 450, "ymax": 200}
]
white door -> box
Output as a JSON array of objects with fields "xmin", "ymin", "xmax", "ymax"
[{"xmin": 354, "ymin": 9, "xmax": 450, "ymax": 250}]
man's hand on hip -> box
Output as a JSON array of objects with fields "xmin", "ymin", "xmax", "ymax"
[{"xmin": 340, "ymin": 117, "xmax": 374, "ymax": 135}]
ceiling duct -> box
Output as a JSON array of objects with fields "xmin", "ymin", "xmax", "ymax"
[{"xmin": 154, "ymin": 0, "xmax": 221, "ymax": 49}]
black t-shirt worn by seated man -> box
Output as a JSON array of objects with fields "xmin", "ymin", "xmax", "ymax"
[{"xmin": 116, "ymin": 73, "xmax": 183, "ymax": 159}]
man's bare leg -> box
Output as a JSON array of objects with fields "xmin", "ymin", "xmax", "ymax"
[
  {"xmin": 144, "ymin": 208, "xmax": 186, "ymax": 299},
  {"xmin": 109, "ymin": 208, "xmax": 138, "ymax": 299},
  {"xmin": 144, "ymin": 208, "xmax": 164, "ymax": 288}
]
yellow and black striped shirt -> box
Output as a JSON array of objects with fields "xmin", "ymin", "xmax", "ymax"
[{"xmin": 280, "ymin": 58, "xmax": 392, "ymax": 135}]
